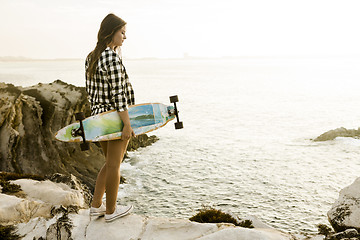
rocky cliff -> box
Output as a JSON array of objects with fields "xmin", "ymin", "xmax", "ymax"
[{"xmin": 0, "ymin": 80, "xmax": 158, "ymax": 191}]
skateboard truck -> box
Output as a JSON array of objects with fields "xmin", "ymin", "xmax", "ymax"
[
  {"xmin": 72, "ymin": 112, "xmax": 90, "ymax": 151},
  {"xmin": 169, "ymin": 95, "xmax": 183, "ymax": 129}
]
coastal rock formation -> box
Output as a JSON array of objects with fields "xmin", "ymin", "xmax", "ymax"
[
  {"xmin": 1, "ymin": 176, "xmax": 293, "ymax": 240},
  {"xmin": 0, "ymin": 179, "xmax": 86, "ymax": 225},
  {"xmin": 0, "ymin": 80, "xmax": 158, "ymax": 191},
  {"xmin": 313, "ymin": 127, "xmax": 360, "ymax": 141},
  {"xmin": 16, "ymin": 211, "xmax": 293, "ymax": 240},
  {"xmin": 328, "ymin": 177, "xmax": 360, "ymax": 232}
]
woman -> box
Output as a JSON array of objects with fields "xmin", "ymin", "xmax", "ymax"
[{"xmin": 86, "ymin": 13, "xmax": 134, "ymax": 222}]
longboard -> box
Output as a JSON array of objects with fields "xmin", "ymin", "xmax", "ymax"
[{"xmin": 55, "ymin": 96, "xmax": 183, "ymax": 150}]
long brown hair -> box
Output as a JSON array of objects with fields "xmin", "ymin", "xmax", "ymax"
[{"xmin": 87, "ymin": 13, "xmax": 126, "ymax": 77}]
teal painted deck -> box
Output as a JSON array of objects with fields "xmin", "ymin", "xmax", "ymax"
[{"xmin": 55, "ymin": 103, "xmax": 175, "ymax": 142}]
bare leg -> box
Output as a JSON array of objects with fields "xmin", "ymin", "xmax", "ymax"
[
  {"xmin": 105, "ymin": 139, "xmax": 129, "ymax": 214},
  {"xmin": 91, "ymin": 141, "xmax": 108, "ymax": 208}
]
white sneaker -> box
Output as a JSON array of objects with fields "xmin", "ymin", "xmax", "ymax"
[
  {"xmin": 90, "ymin": 202, "xmax": 106, "ymax": 216},
  {"xmin": 105, "ymin": 205, "xmax": 133, "ymax": 222}
]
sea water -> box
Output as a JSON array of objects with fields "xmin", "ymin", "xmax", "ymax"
[{"xmin": 1, "ymin": 56, "xmax": 360, "ymax": 234}]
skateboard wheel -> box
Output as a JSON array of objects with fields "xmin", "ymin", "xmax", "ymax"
[
  {"xmin": 80, "ymin": 142, "xmax": 89, "ymax": 151},
  {"xmin": 175, "ymin": 121, "xmax": 183, "ymax": 129},
  {"xmin": 170, "ymin": 95, "xmax": 179, "ymax": 103},
  {"xmin": 75, "ymin": 112, "xmax": 85, "ymax": 121}
]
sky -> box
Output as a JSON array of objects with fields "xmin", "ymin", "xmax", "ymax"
[{"xmin": 0, "ymin": 0, "xmax": 360, "ymax": 59}]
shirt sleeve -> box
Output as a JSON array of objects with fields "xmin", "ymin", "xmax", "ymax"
[{"xmin": 106, "ymin": 56, "xmax": 128, "ymax": 112}]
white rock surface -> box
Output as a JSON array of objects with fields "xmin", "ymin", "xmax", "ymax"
[
  {"xmin": 290, "ymin": 234, "xmax": 325, "ymax": 240},
  {"xmin": 311, "ymin": 236, "xmax": 325, "ymax": 240},
  {"xmin": 16, "ymin": 210, "xmax": 293, "ymax": 240},
  {"xmin": 0, "ymin": 178, "xmax": 87, "ymax": 225},
  {"xmin": 244, "ymin": 215, "xmax": 274, "ymax": 229},
  {"xmin": 0, "ymin": 193, "xmax": 52, "ymax": 225},
  {"xmin": 0, "ymin": 177, "xmax": 293, "ymax": 239},
  {"xmin": 12, "ymin": 179, "xmax": 86, "ymax": 207},
  {"xmin": 327, "ymin": 177, "xmax": 360, "ymax": 231},
  {"xmin": 139, "ymin": 215, "xmax": 220, "ymax": 240},
  {"xmin": 16, "ymin": 216, "xmax": 57, "ymax": 240},
  {"xmin": 197, "ymin": 227, "xmax": 291, "ymax": 240}
]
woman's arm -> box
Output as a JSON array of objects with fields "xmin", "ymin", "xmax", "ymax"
[
  {"xmin": 105, "ymin": 53, "xmax": 135, "ymax": 140},
  {"xmin": 118, "ymin": 110, "xmax": 135, "ymax": 140},
  {"xmin": 106, "ymin": 53, "xmax": 129, "ymax": 113}
]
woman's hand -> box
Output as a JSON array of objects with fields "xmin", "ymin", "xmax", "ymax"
[
  {"xmin": 121, "ymin": 124, "xmax": 135, "ymax": 140},
  {"xmin": 118, "ymin": 110, "xmax": 134, "ymax": 140}
]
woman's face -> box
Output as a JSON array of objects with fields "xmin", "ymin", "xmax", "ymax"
[{"xmin": 111, "ymin": 25, "xmax": 127, "ymax": 48}]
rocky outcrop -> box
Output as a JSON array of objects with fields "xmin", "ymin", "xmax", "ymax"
[
  {"xmin": 313, "ymin": 127, "xmax": 360, "ymax": 141},
  {"xmin": 16, "ymin": 212, "xmax": 294, "ymax": 240},
  {"xmin": 327, "ymin": 177, "xmax": 360, "ymax": 232},
  {"xmin": 0, "ymin": 176, "xmax": 88, "ymax": 225},
  {"xmin": 48, "ymin": 173, "xmax": 92, "ymax": 207},
  {"xmin": 0, "ymin": 80, "xmax": 158, "ymax": 191},
  {"xmin": 2, "ymin": 176, "xmax": 293, "ymax": 240},
  {"xmin": 325, "ymin": 228, "xmax": 360, "ymax": 240},
  {"xmin": 127, "ymin": 134, "xmax": 158, "ymax": 151}
]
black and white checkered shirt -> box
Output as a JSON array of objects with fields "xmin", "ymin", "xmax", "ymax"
[{"xmin": 85, "ymin": 47, "xmax": 135, "ymax": 116}]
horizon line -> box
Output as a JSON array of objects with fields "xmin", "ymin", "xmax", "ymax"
[{"xmin": 1, "ymin": 54, "xmax": 360, "ymax": 61}]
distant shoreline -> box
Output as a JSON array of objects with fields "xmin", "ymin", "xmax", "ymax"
[
  {"xmin": 1, "ymin": 54, "xmax": 360, "ymax": 62},
  {"xmin": 0, "ymin": 57, "xmax": 83, "ymax": 62}
]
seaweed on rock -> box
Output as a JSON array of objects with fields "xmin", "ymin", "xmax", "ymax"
[
  {"xmin": 189, "ymin": 205, "xmax": 254, "ymax": 228},
  {"xmin": 0, "ymin": 225, "xmax": 21, "ymax": 240},
  {"xmin": 317, "ymin": 224, "xmax": 334, "ymax": 237}
]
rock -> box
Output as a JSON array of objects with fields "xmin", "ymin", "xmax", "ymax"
[
  {"xmin": 46, "ymin": 207, "xmax": 74, "ymax": 240},
  {"xmin": 244, "ymin": 215, "xmax": 274, "ymax": 229},
  {"xmin": 309, "ymin": 236, "xmax": 326, "ymax": 240},
  {"xmin": 127, "ymin": 134, "xmax": 159, "ymax": 151},
  {"xmin": 2, "ymin": 176, "xmax": 293, "ymax": 240},
  {"xmin": 47, "ymin": 173, "xmax": 92, "ymax": 207},
  {"xmin": 324, "ymin": 228, "xmax": 360, "ymax": 240},
  {"xmin": 83, "ymin": 213, "xmax": 145, "ymax": 240},
  {"xmin": 196, "ymin": 227, "xmax": 291, "ymax": 240},
  {"xmin": 327, "ymin": 231, "xmax": 345, "ymax": 239},
  {"xmin": 313, "ymin": 127, "xmax": 360, "ymax": 141},
  {"xmin": 0, "ymin": 80, "xmax": 101, "ymax": 191},
  {"xmin": 344, "ymin": 228, "xmax": 359, "ymax": 238},
  {"xmin": 0, "ymin": 225, "xmax": 21, "ymax": 240},
  {"xmin": 0, "ymin": 177, "xmax": 87, "ymax": 225},
  {"xmin": 0, "ymin": 193, "xmax": 52, "ymax": 225},
  {"xmin": 0, "ymin": 80, "xmax": 158, "ymax": 191},
  {"xmin": 140, "ymin": 216, "xmax": 221, "ymax": 240},
  {"xmin": 11, "ymin": 178, "xmax": 87, "ymax": 208},
  {"xmin": 306, "ymin": 235, "xmax": 325, "ymax": 240},
  {"xmin": 328, "ymin": 177, "xmax": 360, "ymax": 232},
  {"xmin": 16, "ymin": 210, "xmax": 294, "ymax": 240}
]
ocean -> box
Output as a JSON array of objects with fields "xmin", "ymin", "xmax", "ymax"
[{"xmin": 1, "ymin": 56, "xmax": 360, "ymax": 234}]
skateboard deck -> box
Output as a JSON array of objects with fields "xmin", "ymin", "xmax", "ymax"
[{"xmin": 55, "ymin": 103, "xmax": 176, "ymax": 143}]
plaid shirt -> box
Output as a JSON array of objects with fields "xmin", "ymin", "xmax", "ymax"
[{"xmin": 85, "ymin": 47, "xmax": 135, "ymax": 115}]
